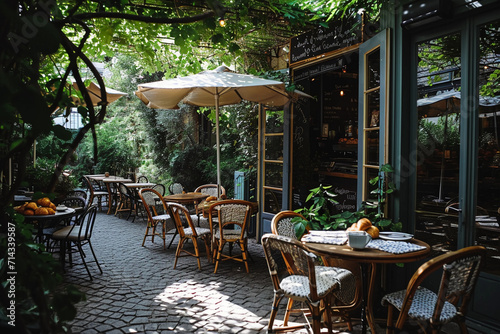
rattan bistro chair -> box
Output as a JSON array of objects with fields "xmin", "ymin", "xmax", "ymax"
[
  {"xmin": 271, "ymin": 211, "xmax": 360, "ymax": 331},
  {"xmin": 166, "ymin": 202, "xmax": 212, "ymax": 270},
  {"xmin": 209, "ymin": 199, "xmax": 252, "ymax": 273},
  {"xmin": 382, "ymin": 245, "xmax": 486, "ymax": 334},
  {"xmin": 168, "ymin": 182, "xmax": 185, "ymax": 195},
  {"xmin": 262, "ymin": 234, "xmax": 337, "ymax": 334},
  {"xmin": 138, "ymin": 188, "xmax": 176, "ymax": 249}
]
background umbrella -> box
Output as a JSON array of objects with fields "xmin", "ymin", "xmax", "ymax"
[
  {"xmin": 136, "ymin": 65, "xmax": 307, "ymax": 194},
  {"xmin": 71, "ymin": 81, "xmax": 128, "ymax": 107}
]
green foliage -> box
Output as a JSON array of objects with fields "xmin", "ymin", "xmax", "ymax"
[
  {"xmin": 0, "ymin": 209, "xmax": 85, "ymax": 332},
  {"xmin": 293, "ymin": 185, "xmax": 338, "ymax": 238},
  {"xmin": 293, "ymin": 164, "xmax": 402, "ymax": 238},
  {"xmin": 25, "ymin": 159, "xmax": 78, "ymax": 198},
  {"xmin": 418, "ymin": 116, "xmax": 460, "ymax": 151}
]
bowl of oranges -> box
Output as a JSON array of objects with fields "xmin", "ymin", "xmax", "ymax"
[{"xmin": 14, "ymin": 197, "xmax": 57, "ymax": 216}]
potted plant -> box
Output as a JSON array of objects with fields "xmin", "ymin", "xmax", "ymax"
[{"xmin": 293, "ymin": 164, "xmax": 402, "ymax": 238}]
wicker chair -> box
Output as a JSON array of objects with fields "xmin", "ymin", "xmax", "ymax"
[
  {"xmin": 115, "ymin": 182, "xmax": 137, "ymax": 221},
  {"xmin": 166, "ymin": 202, "xmax": 212, "ymax": 270},
  {"xmin": 137, "ymin": 175, "xmax": 149, "ymax": 183},
  {"xmin": 168, "ymin": 183, "xmax": 185, "ymax": 195},
  {"xmin": 261, "ymin": 234, "xmax": 337, "ymax": 333},
  {"xmin": 209, "ymin": 199, "xmax": 252, "ymax": 273},
  {"xmin": 194, "ymin": 184, "xmax": 226, "ymax": 198},
  {"xmin": 138, "ymin": 188, "xmax": 176, "ymax": 249},
  {"xmin": 152, "ymin": 183, "xmax": 166, "ymax": 196},
  {"xmin": 382, "ymin": 245, "xmax": 486, "ymax": 333},
  {"xmin": 50, "ymin": 205, "xmax": 103, "ymax": 280},
  {"xmin": 271, "ymin": 211, "xmax": 361, "ymax": 331},
  {"xmin": 83, "ymin": 176, "xmax": 108, "ymax": 212}
]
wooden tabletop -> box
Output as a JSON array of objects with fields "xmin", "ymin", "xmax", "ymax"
[
  {"xmin": 304, "ymin": 237, "xmax": 430, "ymax": 264},
  {"xmin": 164, "ymin": 192, "xmax": 209, "ymax": 204},
  {"xmin": 124, "ymin": 182, "xmax": 156, "ymax": 188},
  {"xmin": 102, "ymin": 177, "xmax": 133, "ymax": 183}
]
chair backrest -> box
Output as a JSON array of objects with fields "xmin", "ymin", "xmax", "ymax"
[
  {"xmin": 165, "ymin": 202, "xmax": 198, "ymax": 238},
  {"xmin": 208, "ymin": 200, "xmax": 251, "ymax": 239},
  {"xmin": 138, "ymin": 188, "xmax": 166, "ymax": 221},
  {"xmin": 83, "ymin": 176, "xmax": 95, "ymax": 195},
  {"xmin": 152, "ymin": 184, "xmax": 166, "ymax": 196},
  {"xmin": 74, "ymin": 204, "xmax": 98, "ymax": 240},
  {"xmin": 118, "ymin": 182, "xmax": 133, "ymax": 199},
  {"xmin": 401, "ymin": 245, "xmax": 485, "ymax": 325},
  {"xmin": 137, "ymin": 175, "xmax": 149, "ymax": 183},
  {"xmin": 271, "ymin": 210, "xmax": 306, "ymax": 240},
  {"xmin": 261, "ymin": 234, "xmax": 320, "ymax": 298},
  {"xmin": 195, "ymin": 184, "xmax": 226, "ymax": 198},
  {"xmin": 169, "ymin": 182, "xmax": 185, "ymax": 195},
  {"xmin": 67, "ymin": 190, "xmax": 88, "ymax": 200}
]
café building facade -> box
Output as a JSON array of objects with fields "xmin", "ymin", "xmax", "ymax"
[{"xmin": 256, "ymin": 0, "xmax": 500, "ymax": 331}]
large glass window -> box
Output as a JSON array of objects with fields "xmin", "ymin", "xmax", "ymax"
[
  {"xmin": 475, "ymin": 19, "xmax": 500, "ymax": 275},
  {"xmin": 415, "ymin": 33, "xmax": 462, "ymax": 257}
]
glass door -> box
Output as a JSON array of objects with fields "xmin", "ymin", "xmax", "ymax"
[
  {"xmin": 358, "ymin": 29, "xmax": 390, "ymax": 206},
  {"xmin": 262, "ymin": 107, "xmax": 284, "ymax": 214}
]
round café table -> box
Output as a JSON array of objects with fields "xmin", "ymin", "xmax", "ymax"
[
  {"xmin": 163, "ymin": 192, "xmax": 209, "ymax": 205},
  {"xmin": 303, "ymin": 237, "xmax": 430, "ymax": 334},
  {"xmin": 23, "ymin": 208, "xmax": 77, "ymax": 244}
]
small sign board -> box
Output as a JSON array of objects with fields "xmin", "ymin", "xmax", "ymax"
[{"xmin": 290, "ymin": 17, "xmax": 362, "ymax": 65}]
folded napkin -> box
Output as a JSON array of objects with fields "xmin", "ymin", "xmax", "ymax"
[
  {"xmin": 302, "ymin": 231, "xmax": 348, "ymax": 245},
  {"xmin": 366, "ymin": 239, "xmax": 426, "ymax": 254}
]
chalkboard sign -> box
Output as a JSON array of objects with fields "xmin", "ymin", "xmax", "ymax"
[{"xmin": 290, "ymin": 18, "xmax": 361, "ymax": 65}]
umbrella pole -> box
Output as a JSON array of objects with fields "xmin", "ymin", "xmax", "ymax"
[{"xmin": 215, "ymin": 92, "xmax": 221, "ymax": 198}]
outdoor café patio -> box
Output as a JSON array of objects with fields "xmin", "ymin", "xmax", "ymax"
[{"xmin": 46, "ymin": 182, "xmax": 483, "ymax": 334}]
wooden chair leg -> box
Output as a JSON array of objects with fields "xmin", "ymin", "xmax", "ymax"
[
  {"xmin": 387, "ymin": 304, "xmax": 394, "ymax": 334},
  {"xmin": 283, "ymin": 298, "xmax": 294, "ymax": 325}
]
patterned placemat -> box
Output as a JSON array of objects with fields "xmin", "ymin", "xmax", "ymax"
[{"xmin": 366, "ymin": 239, "xmax": 426, "ymax": 254}]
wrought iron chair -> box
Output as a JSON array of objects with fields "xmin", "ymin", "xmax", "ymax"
[
  {"xmin": 261, "ymin": 233, "xmax": 337, "ymax": 333},
  {"xmin": 382, "ymin": 245, "xmax": 486, "ymax": 333},
  {"xmin": 166, "ymin": 202, "xmax": 212, "ymax": 270},
  {"xmin": 50, "ymin": 205, "xmax": 103, "ymax": 280},
  {"xmin": 209, "ymin": 199, "xmax": 252, "ymax": 273},
  {"xmin": 138, "ymin": 188, "xmax": 177, "ymax": 249},
  {"xmin": 271, "ymin": 211, "xmax": 361, "ymax": 331}
]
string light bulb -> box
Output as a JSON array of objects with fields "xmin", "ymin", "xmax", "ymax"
[
  {"xmin": 340, "ymin": 90, "xmax": 344, "ymax": 96},
  {"xmin": 219, "ymin": 18, "xmax": 226, "ymax": 27}
]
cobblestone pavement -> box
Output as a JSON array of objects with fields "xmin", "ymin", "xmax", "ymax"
[{"xmin": 62, "ymin": 211, "xmax": 482, "ymax": 334}]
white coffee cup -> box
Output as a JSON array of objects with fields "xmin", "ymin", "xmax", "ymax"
[{"xmin": 347, "ymin": 231, "xmax": 372, "ymax": 249}]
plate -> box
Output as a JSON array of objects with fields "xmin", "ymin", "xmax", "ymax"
[
  {"xmin": 56, "ymin": 206, "xmax": 67, "ymax": 212},
  {"xmin": 379, "ymin": 232, "xmax": 413, "ymax": 241}
]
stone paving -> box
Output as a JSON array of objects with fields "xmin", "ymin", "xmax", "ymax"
[{"xmin": 61, "ymin": 210, "xmax": 482, "ymax": 334}]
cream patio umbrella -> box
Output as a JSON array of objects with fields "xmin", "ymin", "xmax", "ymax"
[
  {"xmin": 71, "ymin": 81, "xmax": 128, "ymax": 107},
  {"xmin": 136, "ymin": 65, "xmax": 305, "ymax": 194}
]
